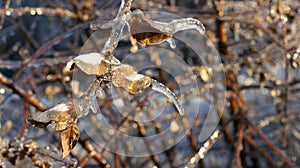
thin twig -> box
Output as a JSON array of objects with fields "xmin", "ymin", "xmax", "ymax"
[
  {"xmin": 17, "ymin": 101, "xmax": 30, "ymax": 140},
  {"xmin": 135, "ymin": 121, "xmax": 162, "ymax": 168},
  {"xmin": 7, "ymin": 18, "xmax": 39, "ymax": 50},
  {"xmin": 245, "ymin": 118, "xmax": 297, "ymax": 168},
  {"xmin": 184, "ymin": 130, "xmax": 221, "ymax": 168},
  {"xmin": 0, "ymin": 72, "xmax": 46, "ymax": 111},
  {"xmin": 232, "ymin": 124, "xmax": 244, "ymax": 168},
  {"xmin": 0, "ymin": 0, "xmax": 11, "ymax": 31},
  {"xmin": 244, "ymin": 136, "xmax": 280, "ymax": 167},
  {"xmin": 78, "ymin": 138, "xmax": 110, "ymax": 168},
  {"xmin": 0, "ymin": 7, "xmax": 78, "ymax": 19},
  {"xmin": 281, "ymin": 10, "xmax": 289, "ymax": 149},
  {"xmin": 12, "ymin": 22, "xmax": 90, "ymax": 81}
]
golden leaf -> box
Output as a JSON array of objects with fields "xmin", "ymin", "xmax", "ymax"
[
  {"xmin": 129, "ymin": 13, "xmax": 171, "ymax": 46},
  {"xmin": 61, "ymin": 124, "xmax": 80, "ymax": 158},
  {"xmin": 132, "ymin": 32, "xmax": 171, "ymax": 46}
]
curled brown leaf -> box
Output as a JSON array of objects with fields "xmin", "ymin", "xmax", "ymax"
[{"xmin": 60, "ymin": 124, "xmax": 80, "ymax": 158}]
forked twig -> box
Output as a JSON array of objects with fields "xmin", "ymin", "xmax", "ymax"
[{"xmin": 184, "ymin": 130, "xmax": 221, "ymax": 168}]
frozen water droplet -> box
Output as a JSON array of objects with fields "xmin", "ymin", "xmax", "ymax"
[
  {"xmin": 151, "ymin": 79, "xmax": 184, "ymax": 115},
  {"xmin": 167, "ymin": 37, "xmax": 176, "ymax": 49}
]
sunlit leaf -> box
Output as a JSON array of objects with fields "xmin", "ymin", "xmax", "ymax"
[{"xmin": 61, "ymin": 124, "xmax": 80, "ymax": 158}]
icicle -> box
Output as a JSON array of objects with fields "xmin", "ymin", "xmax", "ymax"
[{"xmin": 151, "ymin": 79, "xmax": 184, "ymax": 115}]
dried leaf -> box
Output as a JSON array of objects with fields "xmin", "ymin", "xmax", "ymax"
[
  {"xmin": 61, "ymin": 124, "xmax": 80, "ymax": 158},
  {"xmin": 132, "ymin": 32, "xmax": 171, "ymax": 46},
  {"xmin": 129, "ymin": 9, "xmax": 205, "ymax": 48},
  {"xmin": 129, "ymin": 11, "xmax": 171, "ymax": 46},
  {"xmin": 29, "ymin": 79, "xmax": 100, "ymax": 131},
  {"xmin": 28, "ymin": 100, "xmax": 77, "ymax": 131}
]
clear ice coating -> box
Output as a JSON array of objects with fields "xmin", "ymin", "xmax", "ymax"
[
  {"xmin": 90, "ymin": 6, "xmax": 205, "ymax": 50},
  {"xmin": 94, "ymin": 0, "xmax": 132, "ymax": 58},
  {"xmin": 129, "ymin": 9, "xmax": 205, "ymax": 49},
  {"xmin": 151, "ymin": 79, "xmax": 184, "ymax": 115},
  {"xmin": 71, "ymin": 53, "xmax": 107, "ymax": 75},
  {"xmin": 90, "ymin": 20, "xmax": 104, "ymax": 31},
  {"xmin": 75, "ymin": 78, "xmax": 101, "ymax": 117}
]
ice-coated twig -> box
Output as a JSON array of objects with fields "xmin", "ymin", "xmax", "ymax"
[
  {"xmin": 98, "ymin": 0, "xmax": 132, "ymax": 62},
  {"xmin": 75, "ymin": 78, "xmax": 102, "ymax": 118},
  {"xmin": 151, "ymin": 79, "xmax": 184, "ymax": 115},
  {"xmin": 28, "ymin": 79, "xmax": 102, "ymax": 130}
]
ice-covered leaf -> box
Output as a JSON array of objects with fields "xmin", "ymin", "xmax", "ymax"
[
  {"xmin": 28, "ymin": 79, "xmax": 101, "ymax": 130},
  {"xmin": 71, "ymin": 53, "xmax": 108, "ymax": 76},
  {"xmin": 151, "ymin": 79, "xmax": 185, "ymax": 115},
  {"xmin": 28, "ymin": 100, "xmax": 77, "ymax": 131},
  {"xmin": 61, "ymin": 124, "xmax": 79, "ymax": 158},
  {"xmin": 131, "ymin": 32, "xmax": 171, "ymax": 46},
  {"xmin": 129, "ymin": 9, "xmax": 205, "ymax": 48},
  {"xmin": 111, "ymin": 64, "xmax": 152, "ymax": 94}
]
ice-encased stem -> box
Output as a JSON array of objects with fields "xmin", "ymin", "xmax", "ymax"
[
  {"xmin": 151, "ymin": 79, "xmax": 184, "ymax": 115},
  {"xmin": 169, "ymin": 18, "xmax": 205, "ymax": 35},
  {"xmin": 150, "ymin": 17, "xmax": 205, "ymax": 35},
  {"xmin": 100, "ymin": 0, "xmax": 132, "ymax": 57},
  {"xmin": 75, "ymin": 78, "xmax": 102, "ymax": 118}
]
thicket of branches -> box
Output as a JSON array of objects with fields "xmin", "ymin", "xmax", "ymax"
[{"xmin": 0, "ymin": 0, "xmax": 299, "ymax": 167}]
